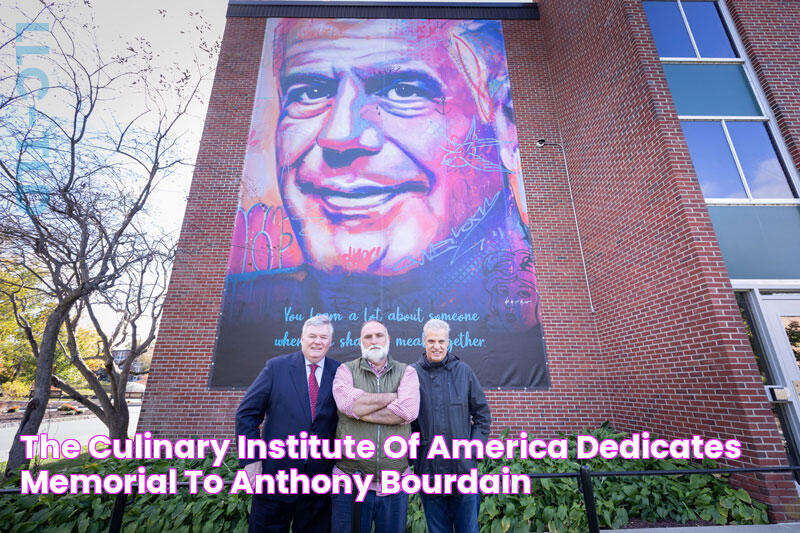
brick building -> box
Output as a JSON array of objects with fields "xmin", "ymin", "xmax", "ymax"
[{"xmin": 139, "ymin": 0, "xmax": 800, "ymax": 519}]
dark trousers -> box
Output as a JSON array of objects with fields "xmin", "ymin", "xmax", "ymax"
[
  {"xmin": 420, "ymin": 493, "xmax": 480, "ymax": 533},
  {"xmin": 248, "ymin": 493, "xmax": 331, "ymax": 533},
  {"xmin": 331, "ymin": 490, "xmax": 409, "ymax": 533}
]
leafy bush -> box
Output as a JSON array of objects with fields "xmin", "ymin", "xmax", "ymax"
[
  {"xmin": 0, "ymin": 424, "xmax": 769, "ymax": 532},
  {"xmin": 1, "ymin": 455, "xmax": 249, "ymax": 533},
  {"xmin": 406, "ymin": 424, "xmax": 769, "ymax": 532},
  {"xmin": 57, "ymin": 404, "xmax": 81, "ymax": 414},
  {"xmin": 2, "ymin": 380, "xmax": 31, "ymax": 399}
]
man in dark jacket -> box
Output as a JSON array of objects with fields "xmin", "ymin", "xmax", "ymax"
[
  {"xmin": 411, "ymin": 319, "xmax": 491, "ymax": 533},
  {"xmin": 235, "ymin": 314, "xmax": 341, "ymax": 533}
]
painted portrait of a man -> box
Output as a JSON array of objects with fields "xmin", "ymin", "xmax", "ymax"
[{"xmin": 212, "ymin": 18, "xmax": 549, "ymax": 389}]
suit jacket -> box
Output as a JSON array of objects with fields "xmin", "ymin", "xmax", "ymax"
[{"xmin": 235, "ymin": 351, "xmax": 341, "ymax": 501}]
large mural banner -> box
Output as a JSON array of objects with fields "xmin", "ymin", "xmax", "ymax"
[{"xmin": 210, "ymin": 18, "xmax": 549, "ymax": 389}]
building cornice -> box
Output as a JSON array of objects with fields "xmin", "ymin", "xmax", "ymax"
[{"xmin": 226, "ymin": 1, "xmax": 539, "ymax": 20}]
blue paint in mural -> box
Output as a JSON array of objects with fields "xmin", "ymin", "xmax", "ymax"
[{"xmin": 213, "ymin": 18, "xmax": 549, "ymax": 389}]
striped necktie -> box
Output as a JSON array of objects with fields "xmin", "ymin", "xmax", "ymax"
[{"xmin": 308, "ymin": 363, "xmax": 319, "ymax": 419}]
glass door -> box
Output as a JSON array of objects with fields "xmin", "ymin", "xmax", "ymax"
[{"xmin": 761, "ymin": 293, "xmax": 800, "ymax": 472}]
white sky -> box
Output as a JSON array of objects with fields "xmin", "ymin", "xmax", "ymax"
[
  {"xmin": 86, "ymin": 1, "xmax": 229, "ymax": 236},
  {"xmin": 3, "ymin": 1, "xmax": 228, "ymax": 334},
  {"xmin": 5, "ymin": 0, "xmax": 531, "ymax": 237},
  {"xmin": 6, "ymin": 0, "xmax": 228, "ymax": 237}
]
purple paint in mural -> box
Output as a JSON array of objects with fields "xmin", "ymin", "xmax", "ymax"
[{"xmin": 213, "ymin": 18, "xmax": 549, "ymax": 390}]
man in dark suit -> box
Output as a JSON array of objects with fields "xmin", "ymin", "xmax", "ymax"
[{"xmin": 235, "ymin": 314, "xmax": 341, "ymax": 533}]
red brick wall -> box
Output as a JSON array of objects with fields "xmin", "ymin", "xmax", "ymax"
[
  {"xmin": 486, "ymin": 20, "xmax": 610, "ymax": 438},
  {"xmin": 141, "ymin": 5, "xmax": 799, "ymax": 519},
  {"xmin": 535, "ymin": 0, "xmax": 796, "ymax": 519},
  {"xmin": 137, "ymin": 17, "xmax": 267, "ymax": 439}
]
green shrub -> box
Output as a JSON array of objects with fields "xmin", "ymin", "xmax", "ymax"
[
  {"xmin": 1, "ymin": 455, "xmax": 249, "ymax": 533},
  {"xmin": 407, "ymin": 424, "xmax": 769, "ymax": 532},
  {"xmin": 0, "ymin": 424, "xmax": 769, "ymax": 532}
]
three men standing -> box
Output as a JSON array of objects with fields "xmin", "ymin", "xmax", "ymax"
[
  {"xmin": 413, "ymin": 319, "xmax": 492, "ymax": 533},
  {"xmin": 236, "ymin": 316, "xmax": 491, "ymax": 533}
]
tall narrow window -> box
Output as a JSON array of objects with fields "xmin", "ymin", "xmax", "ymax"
[{"xmin": 643, "ymin": 0, "xmax": 798, "ymax": 201}]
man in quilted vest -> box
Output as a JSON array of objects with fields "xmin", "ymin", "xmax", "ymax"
[{"xmin": 332, "ymin": 320, "xmax": 420, "ymax": 533}]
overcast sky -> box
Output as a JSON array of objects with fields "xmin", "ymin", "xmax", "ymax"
[
  {"xmin": 5, "ymin": 0, "xmax": 228, "ymax": 237},
  {"xmin": 5, "ymin": 0, "xmax": 531, "ymax": 236},
  {"xmin": 82, "ymin": 1, "xmax": 229, "ymax": 236},
  {"xmin": 3, "ymin": 1, "xmax": 228, "ymax": 333}
]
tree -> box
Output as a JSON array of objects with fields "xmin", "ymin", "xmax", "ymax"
[
  {"xmin": 0, "ymin": 265, "xmax": 90, "ymax": 393},
  {"xmin": 787, "ymin": 320, "xmax": 800, "ymax": 361},
  {"xmin": 53, "ymin": 239, "xmax": 173, "ymax": 441},
  {"xmin": 0, "ymin": 2, "xmax": 217, "ymax": 476},
  {"xmin": 0, "ymin": 268, "xmax": 47, "ymax": 389}
]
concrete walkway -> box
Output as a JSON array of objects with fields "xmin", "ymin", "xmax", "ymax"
[
  {"xmin": 607, "ymin": 523, "xmax": 800, "ymax": 532},
  {"xmin": 0, "ymin": 406, "xmax": 141, "ymax": 463}
]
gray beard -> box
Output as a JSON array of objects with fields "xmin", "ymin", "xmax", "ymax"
[{"xmin": 361, "ymin": 343, "xmax": 388, "ymax": 363}]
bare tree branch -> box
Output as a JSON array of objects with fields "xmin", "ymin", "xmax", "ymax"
[{"xmin": 0, "ymin": 0, "xmax": 218, "ymax": 476}]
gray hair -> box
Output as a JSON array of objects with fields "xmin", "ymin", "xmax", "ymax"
[
  {"xmin": 303, "ymin": 314, "xmax": 333, "ymax": 336},
  {"xmin": 423, "ymin": 319, "xmax": 450, "ymax": 339}
]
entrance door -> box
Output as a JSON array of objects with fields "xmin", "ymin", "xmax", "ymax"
[{"xmin": 761, "ymin": 293, "xmax": 800, "ymax": 471}]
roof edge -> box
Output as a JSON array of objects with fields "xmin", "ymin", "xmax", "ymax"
[{"xmin": 226, "ymin": 2, "xmax": 539, "ymax": 20}]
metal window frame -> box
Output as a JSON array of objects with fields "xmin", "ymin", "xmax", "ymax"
[
  {"xmin": 647, "ymin": 0, "xmax": 800, "ymax": 202},
  {"xmin": 735, "ymin": 287, "xmax": 800, "ymax": 489},
  {"xmin": 660, "ymin": 57, "xmax": 741, "ymax": 64},
  {"xmin": 731, "ymin": 280, "xmax": 800, "ymax": 291},
  {"xmin": 705, "ymin": 198, "xmax": 800, "ymax": 206},
  {"xmin": 733, "ymin": 284, "xmax": 800, "ymax": 418},
  {"xmin": 714, "ymin": 0, "xmax": 800, "ymax": 200},
  {"xmin": 720, "ymin": 119, "xmax": 753, "ymax": 197},
  {"xmin": 675, "ymin": 0, "xmax": 702, "ymax": 57}
]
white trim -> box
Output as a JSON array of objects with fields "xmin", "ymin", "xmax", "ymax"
[
  {"xmin": 731, "ymin": 280, "xmax": 800, "ymax": 290},
  {"xmin": 661, "ymin": 57, "xmax": 743, "ymax": 64},
  {"xmin": 761, "ymin": 293, "xmax": 800, "ymax": 301},
  {"xmin": 755, "ymin": 297, "xmax": 800, "ymax": 447},
  {"xmin": 676, "ymin": 0, "xmax": 702, "ymax": 58},
  {"xmin": 678, "ymin": 115, "xmax": 767, "ymax": 121},
  {"xmin": 745, "ymin": 290, "xmax": 785, "ymax": 383},
  {"xmin": 721, "ymin": 119, "xmax": 753, "ymax": 198},
  {"xmin": 668, "ymin": 0, "xmax": 800, "ymax": 201},
  {"xmin": 705, "ymin": 198, "xmax": 800, "ymax": 205},
  {"xmin": 736, "ymin": 288, "xmax": 800, "ymax": 493}
]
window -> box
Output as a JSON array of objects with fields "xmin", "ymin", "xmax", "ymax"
[
  {"xmin": 643, "ymin": 0, "xmax": 798, "ymax": 201},
  {"xmin": 662, "ymin": 63, "xmax": 758, "ymax": 116}
]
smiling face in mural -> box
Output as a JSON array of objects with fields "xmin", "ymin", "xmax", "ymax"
[{"xmin": 274, "ymin": 19, "xmax": 517, "ymax": 275}]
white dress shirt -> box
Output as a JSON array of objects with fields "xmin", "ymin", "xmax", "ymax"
[{"xmin": 304, "ymin": 356, "xmax": 325, "ymax": 386}]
